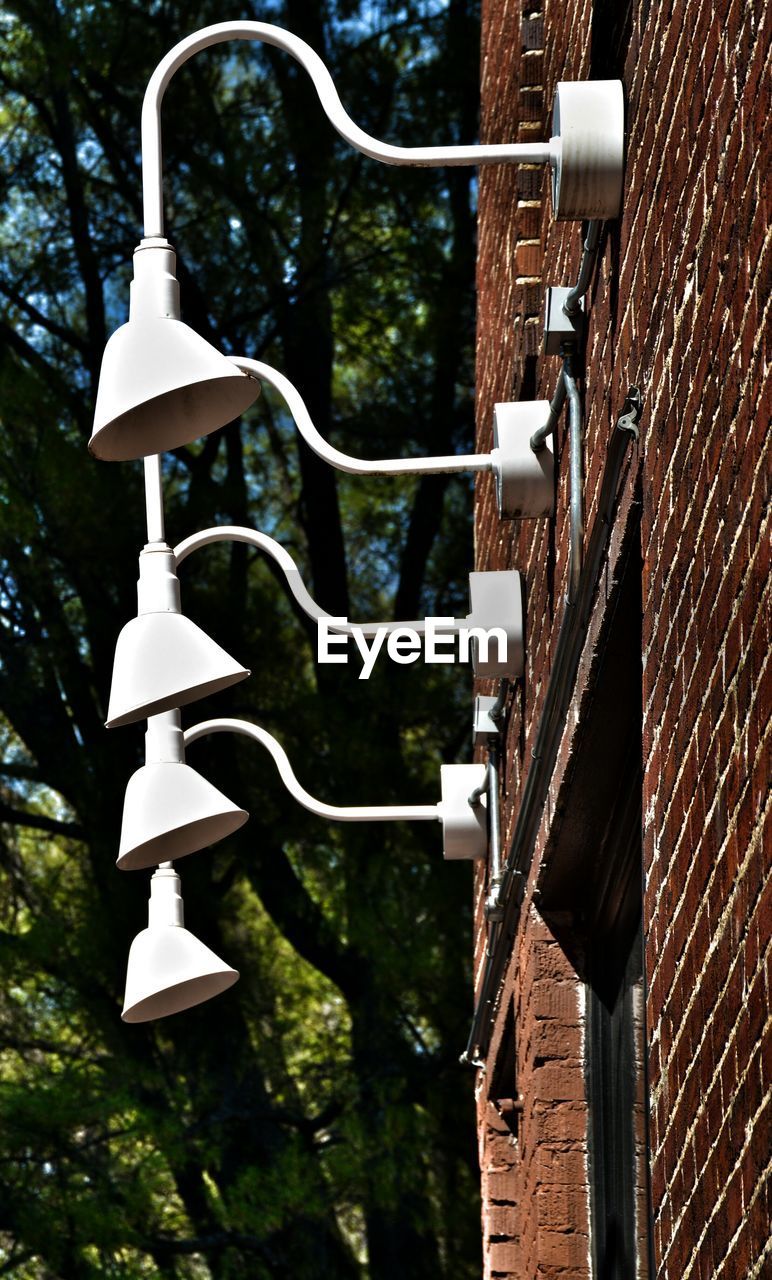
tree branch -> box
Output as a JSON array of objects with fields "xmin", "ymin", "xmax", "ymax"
[
  {"xmin": 0, "ymin": 802, "xmax": 82, "ymax": 840},
  {"xmin": 0, "ymin": 279, "xmax": 89, "ymax": 355}
]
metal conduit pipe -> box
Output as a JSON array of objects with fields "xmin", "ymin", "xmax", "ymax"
[
  {"xmin": 468, "ymin": 769, "xmax": 489, "ymax": 808},
  {"xmin": 529, "ymin": 354, "xmax": 584, "ymax": 600},
  {"xmin": 563, "ymin": 219, "xmax": 601, "ymax": 316},
  {"xmin": 564, "ymin": 356, "xmax": 584, "ymax": 604},
  {"xmin": 490, "ymin": 678, "xmax": 509, "ymax": 723},
  {"xmin": 467, "ymin": 739, "xmax": 504, "ymax": 926},
  {"xmin": 481, "ymin": 230, "xmax": 594, "ymax": 921},
  {"xmin": 530, "ymin": 375, "xmax": 567, "ymax": 452},
  {"xmin": 460, "ymin": 390, "xmax": 642, "ymax": 1067},
  {"xmin": 530, "ymin": 220, "xmax": 602, "ymax": 452},
  {"xmin": 484, "ymin": 745, "xmax": 503, "ymax": 924}
]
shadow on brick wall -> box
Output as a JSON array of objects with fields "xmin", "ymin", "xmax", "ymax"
[
  {"xmin": 590, "ymin": 0, "xmax": 634, "ymax": 79},
  {"xmin": 590, "ymin": 0, "xmax": 634, "ymax": 342}
]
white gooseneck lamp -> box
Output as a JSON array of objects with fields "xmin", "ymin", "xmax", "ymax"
[
  {"xmin": 118, "ymin": 711, "xmax": 248, "ymax": 872},
  {"xmin": 90, "ymin": 21, "xmax": 625, "ymax": 1023},
  {"xmin": 106, "ymin": 542, "xmax": 249, "ymax": 729},
  {"xmin": 91, "ymin": 239, "xmax": 260, "ymax": 462},
  {"xmin": 120, "ymin": 718, "xmax": 488, "ymax": 1022},
  {"xmin": 89, "ymin": 20, "xmax": 623, "ymax": 464},
  {"xmin": 122, "ymin": 864, "xmax": 239, "ymax": 1023}
]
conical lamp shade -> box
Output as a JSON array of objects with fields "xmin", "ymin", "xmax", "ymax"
[
  {"xmin": 122, "ymin": 866, "xmax": 238, "ymax": 1023},
  {"xmin": 117, "ymin": 761, "xmax": 248, "ymax": 871},
  {"xmin": 89, "ymin": 317, "xmax": 259, "ymax": 461},
  {"xmin": 106, "ymin": 612, "xmax": 249, "ymax": 729},
  {"xmin": 122, "ymin": 924, "xmax": 239, "ymax": 1022}
]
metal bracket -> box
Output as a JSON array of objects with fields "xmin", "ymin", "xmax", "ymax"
[
  {"xmin": 458, "ymin": 1051, "xmax": 487, "ymax": 1070},
  {"xmin": 494, "ymin": 1096, "xmax": 524, "ymax": 1134},
  {"xmin": 485, "ymin": 887, "xmax": 505, "ymax": 923},
  {"xmin": 473, "ymin": 695, "xmax": 501, "ymax": 745},
  {"xmin": 543, "ymin": 287, "xmax": 585, "ymax": 355},
  {"xmin": 615, "ymin": 386, "xmax": 643, "ymax": 440}
]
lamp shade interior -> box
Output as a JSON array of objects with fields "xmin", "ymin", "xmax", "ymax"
[
  {"xmin": 122, "ymin": 924, "xmax": 238, "ymax": 1023},
  {"xmin": 106, "ymin": 612, "xmax": 249, "ymax": 729},
  {"xmin": 122, "ymin": 967, "xmax": 239, "ymax": 1023},
  {"xmin": 118, "ymin": 762, "xmax": 248, "ymax": 871},
  {"xmin": 90, "ymin": 317, "xmax": 260, "ymax": 461}
]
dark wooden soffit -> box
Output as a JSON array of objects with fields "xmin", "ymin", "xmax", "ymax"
[{"xmin": 535, "ymin": 521, "xmax": 643, "ymax": 977}]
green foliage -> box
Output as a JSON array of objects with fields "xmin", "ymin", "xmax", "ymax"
[{"xmin": 0, "ymin": 1, "xmax": 482, "ymax": 1275}]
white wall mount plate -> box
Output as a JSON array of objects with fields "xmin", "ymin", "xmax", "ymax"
[{"xmin": 551, "ymin": 80, "xmax": 625, "ymax": 221}]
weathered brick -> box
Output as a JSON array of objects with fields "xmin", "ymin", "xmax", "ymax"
[
  {"xmin": 485, "ymin": 1203, "xmax": 517, "ymax": 1239},
  {"xmin": 533, "ymin": 1064, "xmax": 586, "ymax": 1102},
  {"xmin": 475, "ymin": 3, "xmax": 768, "ymax": 1277},
  {"xmin": 537, "ymin": 1228, "xmax": 591, "ymax": 1268},
  {"xmin": 487, "ymin": 1240, "xmax": 519, "ymax": 1273},
  {"xmin": 536, "ymin": 1185, "xmax": 589, "ymax": 1232}
]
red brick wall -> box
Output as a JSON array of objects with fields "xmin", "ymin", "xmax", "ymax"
[{"xmin": 473, "ymin": 1, "xmax": 770, "ymax": 1277}]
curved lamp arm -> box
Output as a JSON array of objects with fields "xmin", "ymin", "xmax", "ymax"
[
  {"xmin": 230, "ymin": 357, "xmax": 492, "ymax": 477},
  {"xmin": 141, "ymin": 21, "xmax": 554, "ymax": 236},
  {"xmin": 173, "ymin": 524, "xmax": 455, "ymax": 638},
  {"xmin": 184, "ymin": 717, "xmax": 438, "ymax": 823}
]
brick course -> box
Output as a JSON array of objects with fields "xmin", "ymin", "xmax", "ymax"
[{"xmin": 473, "ymin": 1, "xmax": 770, "ymax": 1277}]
